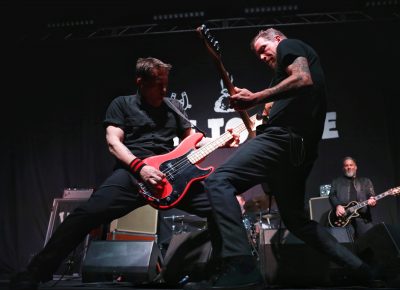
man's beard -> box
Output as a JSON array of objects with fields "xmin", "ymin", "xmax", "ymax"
[{"xmin": 344, "ymin": 170, "xmax": 356, "ymax": 178}]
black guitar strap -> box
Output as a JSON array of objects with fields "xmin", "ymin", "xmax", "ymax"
[{"xmin": 163, "ymin": 97, "xmax": 207, "ymax": 137}]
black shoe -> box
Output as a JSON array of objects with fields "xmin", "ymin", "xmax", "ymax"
[
  {"xmin": 184, "ymin": 256, "xmax": 264, "ymax": 290},
  {"xmin": 9, "ymin": 271, "xmax": 39, "ymax": 290},
  {"xmin": 349, "ymin": 263, "xmax": 386, "ymax": 287}
]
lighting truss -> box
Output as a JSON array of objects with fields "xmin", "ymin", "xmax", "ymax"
[{"xmin": 21, "ymin": 10, "xmax": 400, "ymax": 42}]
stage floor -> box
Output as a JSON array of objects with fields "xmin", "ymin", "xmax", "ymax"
[{"xmin": 1, "ymin": 276, "xmax": 399, "ymax": 290}]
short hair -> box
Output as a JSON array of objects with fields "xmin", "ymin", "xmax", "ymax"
[
  {"xmin": 136, "ymin": 57, "xmax": 172, "ymax": 80},
  {"xmin": 250, "ymin": 28, "xmax": 287, "ymax": 51},
  {"xmin": 342, "ymin": 156, "xmax": 357, "ymax": 165}
]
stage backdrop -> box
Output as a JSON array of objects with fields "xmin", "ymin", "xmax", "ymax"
[{"xmin": 1, "ymin": 21, "xmax": 399, "ymax": 273}]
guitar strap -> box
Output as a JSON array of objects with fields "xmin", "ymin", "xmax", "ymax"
[{"xmin": 164, "ymin": 97, "xmax": 207, "ymax": 137}]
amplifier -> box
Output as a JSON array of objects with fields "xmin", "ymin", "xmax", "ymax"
[
  {"xmin": 309, "ymin": 196, "xmax": 331, "ymax": 226},
  {"xmin": 62, "ymin": 188, "xmax": 93, "ymax": 199},
  {"xmin": 110, "ymin": 205, "xmax": 158, "ymax": 234},
  {"xmin": 45, "ymin": 197, "xmax": 91, "ymax": 276},
  {"xmin": 107, "ymin": 231, "xmax": 157, "ymax": 242}
]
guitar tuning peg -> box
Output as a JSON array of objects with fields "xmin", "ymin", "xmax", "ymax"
[{"xmin": 214, "ymin": 41, "xmax": 220, "ymax": 52}]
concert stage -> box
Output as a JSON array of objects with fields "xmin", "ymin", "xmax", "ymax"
[{"xmin": 1, "ymin": 277, "xmax": 399, "ymax": 290}]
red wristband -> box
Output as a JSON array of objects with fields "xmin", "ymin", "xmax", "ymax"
[{"xmin": 129, "ymin": 158, "xmax": 146, "ymax": 176}]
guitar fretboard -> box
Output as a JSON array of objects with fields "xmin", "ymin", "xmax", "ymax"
[
  {"xmin": 187, "ymin": 115, "xmax": 257, "ymax": 164},
  {"xmin": 350, "ymin": 190, "xmax": 394, "ymax": 211}
]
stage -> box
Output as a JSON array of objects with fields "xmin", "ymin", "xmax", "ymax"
[{"xmin": 1, "ymin": 276, "xmax": 400, "ymax": 290}]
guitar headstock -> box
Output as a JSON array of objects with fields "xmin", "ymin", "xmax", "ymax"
[
  {"xmin": 196, "ymin": 24, "xmax": 221, "ymax": 61},
  {"xmin": 389, "ymin": 186, "xmax": 400, "ymax": 196}
]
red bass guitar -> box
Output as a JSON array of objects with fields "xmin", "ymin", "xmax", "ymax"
[{"xmin": 138, "ymin": 114, "xmax": 258, "ymax": 209}]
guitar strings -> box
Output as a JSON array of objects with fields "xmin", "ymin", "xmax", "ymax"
[
  {"xmin": 158, "ymin": 118, "xmax": 254, "ymax": 179},
  {"xmin": 142, "ymin": 116, "xmax": 256, "ymax": 203}
]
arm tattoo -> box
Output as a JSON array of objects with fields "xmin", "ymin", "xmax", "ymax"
[
  {"xmin": 291, "ymin": 57, "xmax": 311, "ymax": 76},
  {"xmin": 268, "ymin": 56, "xmax": 312, "ymax": 96}
]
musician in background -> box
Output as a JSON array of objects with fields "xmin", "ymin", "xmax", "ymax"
[
  {"xmin": 329, "ymin": 156, "xmax": 377, "ymax": 239},
  {"xmin": 10, "ymin": 57, "xmax": 239, "ymax": 290}
]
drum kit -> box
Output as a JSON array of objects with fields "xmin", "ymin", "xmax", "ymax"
[
  {"xmin": 241, "ymin": 194, "xmax": 281, "ymax": 260},
  {"xmin": 162, "ymin": 194, "xmax": 281, "ymax": 262}
]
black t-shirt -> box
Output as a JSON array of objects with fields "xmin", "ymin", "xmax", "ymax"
[
  {"xmin": 103, "ymin": 94, "xmax": 192, "ymax": 161},
  {"xmin": 266, "ymin": 38, "xmax": 327, "ymax": 145}
]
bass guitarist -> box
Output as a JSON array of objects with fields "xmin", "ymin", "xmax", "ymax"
[
  {"xmin": 329, "ymin": 156, "xmax": 377, "ymax": 239},
  {"xmin": 9, "ymin": 57, "xmax": 241, "ymax": 290}
]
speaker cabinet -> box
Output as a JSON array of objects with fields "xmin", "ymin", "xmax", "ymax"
[
  {"xmin": 259, "ymin": 227, "xmax": 353, "ymax": 287},
  {"xmin": 355, "ymin": 222, "xmax": 400, "ymax": 285},
  {"xmin": 110, "ymin": 205, "xmax": 158, "ymax": 234},
  {"xmin": 45, "ymin": 198, "xmax": 91, "ymax": 276},
  {"xmin": 82, "ymin": 240, "xmax": 163, "ymax": 284},
  {"xmin": 163, "ymin": 229, "xmax": 214, "ymax": 285},
  {"xmin": 309, "ymin": 196, "xmax": 331, "ymax": 226}
]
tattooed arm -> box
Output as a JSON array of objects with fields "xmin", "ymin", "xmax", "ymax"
[
  {"xmin": 268, "ymin": 56, "xmax": 313, "ymax": 96},
  {"xmin": 230, "ymin": 56, "xmax": 313, "ymax": 111}
]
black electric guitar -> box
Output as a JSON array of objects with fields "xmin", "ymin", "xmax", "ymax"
[
  {"xmin": 138, "ymin": 114, "xmax": 258, "ymax": 210},
  {"xmin": 328, "ymin": 186, "xmax": 400, "ymax": 227},
  {"xmin": 196, "ymin": 24, "xmax": 255, "ymax": 139}
]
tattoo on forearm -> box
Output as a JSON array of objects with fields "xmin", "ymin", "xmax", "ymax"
[{"xmin": 269, "ymin": 56, "xmax": 311, "ymax": 96}]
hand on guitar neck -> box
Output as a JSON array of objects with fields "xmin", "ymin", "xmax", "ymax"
[{"xmin": 196, "ymin": 24, "xmax": 256, "ymax": 138}]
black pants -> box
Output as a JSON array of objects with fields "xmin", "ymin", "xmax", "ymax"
[
  {"xmin": 205, "ymin": 127, "xmax": 364, "ymax": 268},
  {"xmin": 29, "ymin": 168, "xmax": 212, "ymax": 280}
]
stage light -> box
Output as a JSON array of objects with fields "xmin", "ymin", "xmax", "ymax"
[
  {"xmin": 244, "ymin": 5, "xmax": 299, "ymax": 15},
  {"xmin": 153, "ymin": 10, "xmax": 205, "ymax": 22}
]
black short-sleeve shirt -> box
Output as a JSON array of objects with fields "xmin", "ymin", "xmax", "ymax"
[
  {"xmin": 103, "ymin": 94, "xmax": 192, "ymax": 160},
  {"xmin": 266, "ymin": 38, "xmax": 327, "ymax": 145}
]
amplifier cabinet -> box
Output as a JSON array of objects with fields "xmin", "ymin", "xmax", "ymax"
[
  {"xmin": 110, "ymin": 205, "xmax": 158, "ymax": 234},
  {"xmin": 309, "ymin": 196, "xmax": 331, "ymax": 226},
  {"xmin": 45, "ymin": 197, "xmax": 91, "ymax": 276}
]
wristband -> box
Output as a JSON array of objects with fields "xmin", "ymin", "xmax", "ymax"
[{"xmin": 129, "ymin": 158, "xmax": 146, "ymax": 176}]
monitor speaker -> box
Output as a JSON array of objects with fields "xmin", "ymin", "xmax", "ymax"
[
  {"xmin": 355, "ymin": 222, "xmax": 400, "ymax": 286},
  {"xmin": 82, "ymin": 240, "xmax": 163, "ymax": 284},
  {"xmin": 259, "ymin": 227, "xmax": 353, "ymax": 287},
  {"xmin": 162, "ymin": 229, "xmax": 214, "ymax": 286}
]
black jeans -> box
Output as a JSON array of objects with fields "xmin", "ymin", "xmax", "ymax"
[
  {"xmin": 205, "ymin": 127, "xmax": 364, "ymax": 269},
  {"xmin": 29, "ymin": 168, "xmax": 212, "ymax": 280}
]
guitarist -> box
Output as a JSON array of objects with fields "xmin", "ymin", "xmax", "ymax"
[
  {"xmin": 185, "ymin": 28, "xmax": 379, "ymax": 290},
  {"xmin": 329, "ymin": 156, "xmax": 377, "ymax": 238},
  {"xmin": 10, "ymin": 57, "xmax": 240, "ymax": 290}
]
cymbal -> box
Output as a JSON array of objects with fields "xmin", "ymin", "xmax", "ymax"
[
  {"xmin": 244, "ymin": 195, "xmax": 270, "ymax": 212},
  {"xmin": 262, "ymin": 213, "xmax": 280, "ymax": 220},
  {"xmin": 164, "ymin": 214, "xmax": 207, "ymax": 228}
]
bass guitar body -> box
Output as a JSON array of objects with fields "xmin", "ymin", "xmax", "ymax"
[{"xmin": 138, "ymin": 133, "xmax": 213, "ymax": 209}]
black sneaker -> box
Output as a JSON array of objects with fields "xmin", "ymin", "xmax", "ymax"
[
  {"xmin": 184, "ymin": 256, "xmax": 264, "ymax": 290},
  {"xmin": 348, "ymin": 263, "xmax": 386, "ymax": 287},
  {"xmin": 9, "ymin": 271, "xmax": 39, "ymax": 290}
]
